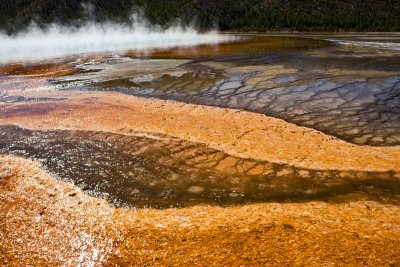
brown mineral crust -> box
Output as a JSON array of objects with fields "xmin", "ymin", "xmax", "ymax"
[
  {"xmin": 0, "ymin": 155, "xmax": 133, "ymax": 266},
  {"xmin": 1, "ymin": 90, "xmax": 400, "ymax": 172},
  {"xmin": 0, "ymin": 61, "xmax": 80, "ymax": 78},
  {"xmin": 112, "ymin": 203, "xmax": 400, "ymax": 266},
  {"xmin": 1, "ymin": 155, "xmax": 399, "ymax": 266}
]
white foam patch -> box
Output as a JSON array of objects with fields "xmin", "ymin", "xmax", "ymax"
[{"xmin": 0, "ymin": 21, "xmax": 236, "ymax": 64}]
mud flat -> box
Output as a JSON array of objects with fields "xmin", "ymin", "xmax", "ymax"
[{"xmin": 1, "ymin": 155, "xmax": 399, "ymax": 265}]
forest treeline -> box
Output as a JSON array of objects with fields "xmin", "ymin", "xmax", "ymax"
[{"xmin": 1, "ymin": 0, "xmax": 400, "ymax": 33}]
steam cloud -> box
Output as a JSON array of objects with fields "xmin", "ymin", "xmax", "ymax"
[{"xmin": 0, "ymin": 17, "xmax": 235, "ymax": 64}]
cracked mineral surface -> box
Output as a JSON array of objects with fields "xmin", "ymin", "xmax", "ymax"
[{"xmin": 49, "ymin": 35, "xmax": 400, "ymax": 146}]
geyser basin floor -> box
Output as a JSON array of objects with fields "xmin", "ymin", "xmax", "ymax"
[
  {"xmin": 1, "ymin": 90, "xmax": 400, "ymax": 172},
  {"xmin": 1, "ymin": 155, "xmax": 400, "ymax": 265},
  {"xmin": 1, "ymin": 33, "xmax": 400, "ymax": 265},
  {"xmin": 44, "ymin": 35, "xmax": 400, "ymax": 146}
]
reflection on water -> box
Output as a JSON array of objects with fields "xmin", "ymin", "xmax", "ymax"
[
  {"xmin": 125, "ymin": 36, "xmax": 331, "ymax": 59},
  {"xmin": 0, "ymin": 125, "xmax": 398, "ymax": 208}
]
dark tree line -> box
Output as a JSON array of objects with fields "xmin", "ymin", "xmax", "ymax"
[{"xmin": 1, "ymin": 0, "xmax": 399, "ymax": 34}]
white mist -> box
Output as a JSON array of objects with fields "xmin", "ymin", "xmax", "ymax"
[{"xmin": 0, "ymin": 20, "xmax": 235, "ymax": 63}]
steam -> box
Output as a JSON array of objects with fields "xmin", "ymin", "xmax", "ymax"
[{"xmin": 0, "ymin": 17, "xmax": 235, "ymax": 64}]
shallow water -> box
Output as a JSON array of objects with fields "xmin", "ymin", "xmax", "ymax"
[
  {"xmin": 125, "ymin": 35, "xmax": 331, "ymax": 59},
  {"xmin": 0, "ymin": 125, "xmax": 398, "ymax": 208}
]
